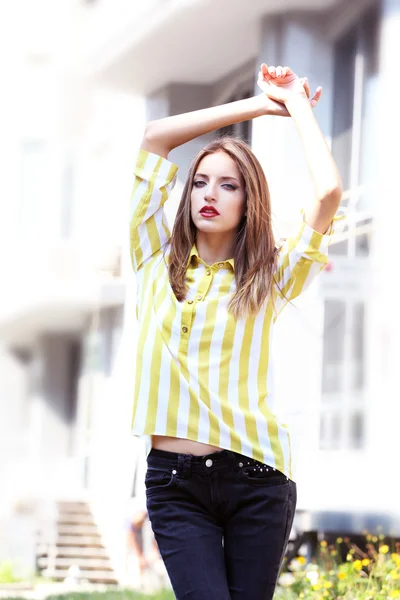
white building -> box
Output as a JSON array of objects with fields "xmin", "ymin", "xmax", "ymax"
[{"xmin": 0, "ymin": 0, "xmax": 399, "ymax": 582}]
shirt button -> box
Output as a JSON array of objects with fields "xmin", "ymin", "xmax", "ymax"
[
  {"xmin": 206, "ymin": 269, "xmax": 211, "ymax": 275},
  {"xmin": 197, "ymin": 295, "xmax": 202, "ymax": 301},
  {"xmin": 187, "ymin": 300, "xmax": 193, "ymax": 304},
  {"xmin": 182, "ymin": 326, "xmax": 188, "ymax": 333},
  {"xmin": 205, "ymin": 459, "xmax": 213, "ymax": 467},
  {"xmin": 218, "ymin": 262, "xmax": 224, "ymax": 268}
]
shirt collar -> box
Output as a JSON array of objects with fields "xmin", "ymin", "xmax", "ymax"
[{"xmin": 187, "ymin": 243, "xmax": 235, "ymax": 271}]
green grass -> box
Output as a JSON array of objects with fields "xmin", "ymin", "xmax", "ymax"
[
  {"xmin": 2, "ymin": 591, "xmax": 175, "ymax": 600},
  {"xmin": 46, "ymin": 590, "xmax": 175, "ymax": 600}
]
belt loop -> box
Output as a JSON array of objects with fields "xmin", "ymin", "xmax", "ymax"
[{"xmin": 177, "ymin": 454, "xmax": 192, "ymax": 478}]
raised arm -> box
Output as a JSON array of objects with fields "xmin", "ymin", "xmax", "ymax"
[
  {"xmin": 258, "ymin": 63, "xmax": 342, "ymax": 234},
  {"xmin": 141, "ymin": 82, "xmax": 321, "ymax": 159}
]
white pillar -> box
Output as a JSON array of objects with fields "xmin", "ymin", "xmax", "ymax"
[{"xmin": 368, "ymin": 0, "xmax": 400, "ymax": 481}]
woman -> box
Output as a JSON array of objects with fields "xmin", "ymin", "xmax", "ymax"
[{"xmin": 129, "ymin": 63, "xmax": 342, "ymax": 599}]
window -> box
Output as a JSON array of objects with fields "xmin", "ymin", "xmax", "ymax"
[
  {"xmin": 321, "ymin": 300, "xmax": 346, "ymax": 395},
  {"xmin": 320, "ymin": 299, "xmax": 366, "ymax": 449}
]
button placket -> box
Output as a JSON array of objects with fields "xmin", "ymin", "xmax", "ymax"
[{"xmin": 181, "ymin": 295, "xmax": 196, "ymax": 336}]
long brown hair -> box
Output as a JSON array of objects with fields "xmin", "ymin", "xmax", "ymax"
[{"xmin": 166, "ymin": 137, "xmax": 278, "ymax": 320}]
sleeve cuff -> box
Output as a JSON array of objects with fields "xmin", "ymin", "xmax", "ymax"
[
  {"xmin": 300, "ymin": 206, "xmax": 347, "ymax": 241},
  {"xmin": 292, "ymin": 207, "xmax": 347, "ymax": 264},
  {"xmin": 135, "ymin": 148, "xmax": 179, "ymax": 181}
]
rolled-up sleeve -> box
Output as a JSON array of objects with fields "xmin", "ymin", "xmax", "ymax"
[
  {"xmin": 273, "ymin": 209, "xmax": 346, "ymax": 318},
  {"xmin": 130, "ymin": 150, "xmax": 178, "ymax": 273}
]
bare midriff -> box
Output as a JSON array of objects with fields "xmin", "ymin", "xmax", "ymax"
[{"xmin": 151, "ymin": 435, "xmax": 223, "ymax": 456}]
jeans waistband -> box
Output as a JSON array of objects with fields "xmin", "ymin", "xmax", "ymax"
[{"xmin": 147, "ymin": 447, "xmax": 267, "ymax": 478}]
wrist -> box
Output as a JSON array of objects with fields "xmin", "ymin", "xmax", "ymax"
[
  {"xmin": 285, "ymin": 94, "xmax": 312, "ymax": 117},
  {"xmin": 250, "ymin": 94, "xmax": 270, "ymax": 118}
]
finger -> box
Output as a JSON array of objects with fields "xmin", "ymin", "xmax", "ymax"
[
  {"xmin": 303, "ymin": 77, "xmax": 311, "ymax": 98},
  {"xmin": 268, "ymin": 65, "xmax": 276, "ymax": 78},
  {"xmin": 260, "ymin": 63, "xmax": 273, "ymax": 82},
  {"xmin": 310, "ymin": 86, "xmax": 323, "ymax": 108},
  {"xmin": 276, "ymin": 65, "xmax": 283, "ymax": 77}
]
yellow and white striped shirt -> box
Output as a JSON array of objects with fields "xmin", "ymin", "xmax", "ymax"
[{"xmin": 130, "ymin": 149, "xmax": 338, "ymax": 480}]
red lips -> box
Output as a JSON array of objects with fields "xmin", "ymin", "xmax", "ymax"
[{"xmin": 200, "ymin": 206, "xmax": 220, "ymax": 215}]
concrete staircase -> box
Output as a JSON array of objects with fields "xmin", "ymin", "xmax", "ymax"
[{"xmin": 37, "ymin": 501, "xmax": 118, "ymax": 585}]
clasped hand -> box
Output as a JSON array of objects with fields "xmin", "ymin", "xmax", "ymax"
[{"xmin": 257, "ymin": 63, "xmax": 322, "ymax": 116}]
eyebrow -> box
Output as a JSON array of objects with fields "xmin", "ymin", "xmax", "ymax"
[{"xmin": 194, "ymin": 173, "xmax": 240, "ymax": 184}]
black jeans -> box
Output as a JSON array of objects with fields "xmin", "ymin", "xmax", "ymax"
[{"xmin": 145, "ymin": 447, "xmax": 296, "ymax": 600}]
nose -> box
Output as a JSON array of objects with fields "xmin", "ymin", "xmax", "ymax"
[{"xmin": 204, "ymin": 182, "xmax": 217, "ymax": 202}]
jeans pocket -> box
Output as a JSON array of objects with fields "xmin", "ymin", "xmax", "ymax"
[
  {"xmin": 145, "ymin": 464, "xmax": 178, "ymax": 495},
  {"xmin": 239, "ymin": 463, "xmax": 289, "ymax": 486}
]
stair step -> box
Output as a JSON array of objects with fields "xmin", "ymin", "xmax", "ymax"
[
  {"xmin": 43, "ymin": 569, "xmax": 118, "ymax": 584},
  {"xmin": 57, "ymin": 515, "xmax": 95, "ymax": 525},
  {"xmin": 56, "ymin": 502, "xmax": 91, "ymax": 514},
  {"xmin": 38, "ymin": 557, "xmax": 112, "ymax": 570},
  {"xmin": 56, "ymin": 536, "xmax": 104, "ymax": 548},
  {"xmin": 57, "ymin": 524, "xmax": 99, "ymax": 536},
  {"xmin": 52, "ymin": 547, "xmax": 108, "ymax": 558}
]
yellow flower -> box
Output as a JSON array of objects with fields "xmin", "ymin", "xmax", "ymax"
[
  {"xmin": 346, "ymin": 554, "xmax": 353, "ymax": 561},
  {"xmin": 297, "ymin": 556, "xmax": 306, "ymax": 565},
  {"xmin": 380, "ymin": 544, "xmax": 390, "ymax": 554},
  {"xmin": 391, "ymin": 553, "xmax": 399, "ymax": 561},
  {"xmin": 323, "ymin": 592, "xmax": 330, "ymax": 598},
  {"xmin": 324, "ymin": 581, "xmax": 333, "ymax": 588},
  {"xmin": 361, "ymin": 558, "xmax": 370, "ymax": 566},
  {"xmin": 353, "ymin": 560, "xmax": 362, "ymax": 571},
  {"xmin": 336, "ymin": 537, "xmax": 343, "ymax": 544},
  {"xmin": 338, "ymin": 572, "xmax": 346, "ymax": 580},
  {"xmin": 313, "ymin": 583, "xmax": 323, "ymax": 590},
  {"xmin": 379, "ymin": 533, "xmax": 385, "ymax": 540},
  {"xmin": 389, "ymin": 591, "xmax": 400, "ymax": 598},
  {"xmin": 389, "ymin": 570, "xmax": 399, "ymax": 580},
  {"xmin": 321, "ymin": 540, "xmax": 328, "ymax": 548},
  {"xmin": 372, "ymin": 536, "xmax": 378, "ymax": 543}
]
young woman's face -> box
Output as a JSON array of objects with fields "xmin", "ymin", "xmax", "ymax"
[{"xmin": 191, "ymin": 151, "xmax": 246, "ymax": 235}]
